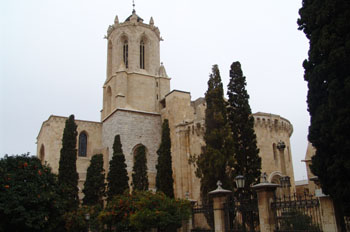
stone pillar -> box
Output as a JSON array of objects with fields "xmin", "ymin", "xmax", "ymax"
[
  {"xmin": 252, "ymin": 183, "xmax": 279, "ymax": 232},
  {"xmin": 209, "ymin": 181, "xmax": 232, "ymax": 232},
  {"xmin": 185, "ymin": 199, "xmax": 197, "ymax": 232},
  {"xmin": 316, "ymin": 189, "xmax": 338, "ymax": 232}
]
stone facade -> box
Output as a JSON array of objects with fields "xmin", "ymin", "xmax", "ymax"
[
  {"xmin": 302, "ymin": 142, "xmax": 318, "ymax": 195},
  {"xmin": 36, "ymin": 115, "xmax": 104, "ymax": 198},
  {"xmin": 102, "ymin": 108, "xmax": 161, "ymax": 190},
  {"xmin": 253, "ymin": 112, "xmax": 296, "ymax": 193},
  {"xmin": 101, "ymin": 11, "xmax": 170, "ymax": 120},
  {"xmin": 161, "ymin": 91, "xmax": 206, "ymax": 201},
  {"xmin": 36, "ymin": 10, "xmax": 297, "ymax": 202}
]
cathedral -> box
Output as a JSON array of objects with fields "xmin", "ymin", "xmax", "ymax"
[{"xmin": 36, "ymin": 9, "xmax": 296, "ymax": 201}]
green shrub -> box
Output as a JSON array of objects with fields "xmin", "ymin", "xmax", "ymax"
[
  {"xmin": 99, "ymin": 191, "xmax": 191, "ymax": 231},
  {"xmin": 280, "ymin": 209, "xmax": 321, "ymax": 231}
]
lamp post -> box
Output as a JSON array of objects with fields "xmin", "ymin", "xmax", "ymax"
[
  {"xmin": 235, "ymin": 175, "xmax": 247, "ymax": 232},
  {"xmin": 84, "ymin": 213, "xmax": 90, "ymax": 232}
]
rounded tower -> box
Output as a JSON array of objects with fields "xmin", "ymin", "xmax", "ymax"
[
  {"xmin": 101, "ymin": 10, "xmax": 170, "ymax": 120},
  {"xmin": 253, "ymin": 112, "xmax": 296, "ymax": 193}
]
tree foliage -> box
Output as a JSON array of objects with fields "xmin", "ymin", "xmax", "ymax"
[
  {"xmin": 195, "ymin": 64, "xmax": 234, "ymax": 204},
  {"xmin": 132, "ymin": 145, "xmax": 149, "ymax": 192},
  {"xmin": 156, "ymin": 119, "xmax": 174, "ymax": 198},
  {"xmin": 99, "ymin": 191, "xmax": 191, "ymax": 231},
  {"xmin": 227, "ymin": 61, "xmax": 261, "ymax": 195},
  {"xmin": 64, "ymin": 205, "xmax": 102, "ymax": 232},
  {"xmin": 107, "ymin": 135, "xmax": 129, "ymax": 201},
  {"xmin": 82, "ymin": 154, "xmax": 106, "ymax": 206},
  {"xmin": 298, "ymin": 0, "xmax": 350, "ymax": 216},
  {"xmin": 58, "ymin": 114, "xmax": 80, "ymax": 211},
  {"xmin": 0, "ymin": 154, "xmax": 63, "ymax": 232}
]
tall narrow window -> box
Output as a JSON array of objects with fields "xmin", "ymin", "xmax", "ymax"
[
  {"xmin": 78, "ymin": 132, "xmax": 87, "ymax": 157},
  {"xmin": 106, "ymin": 86, "xmax": 112, "ymax": 114},
  {"xmin": 140, "ymin": 40, "xmax": 145, "ymax": 69},
  {"xmin": 123, "ymin": 40, "xmax": 128, "ymax": 68},
  {"xmin": 40, "ymin": 144, "xmax": 45, "ymax": 164},
  {"xmin": 107, "ymin": 41, "xmax": 113, "ymax": 78},
  {"xmin": 273, "ymin": 143, "xmax": 277, "ymax": 160}
]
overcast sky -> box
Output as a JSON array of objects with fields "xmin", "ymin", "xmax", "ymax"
[{"xmin": 0, "ymin": 0, "xmax": 310, "ymax": 181}]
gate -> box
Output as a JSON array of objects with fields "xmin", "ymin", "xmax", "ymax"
[
  {"xmin": 191, "ymin": 203, "xmax": 214, "ymax": 232},
  {"xmin": 271, "ymin": 193, "xmax": 322, "ymax": 232},
  {"xmin": 223, "ymin": 196, "xmax": 259, "ymax": 232}
]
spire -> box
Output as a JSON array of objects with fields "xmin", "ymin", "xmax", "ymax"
[
  {"xmin": 114, "ymin": 15, "xmax": 119, "ymax": 25},
  {"xmin": 159, "ymin": 62, "xmax": 168, "ymax": 77}
]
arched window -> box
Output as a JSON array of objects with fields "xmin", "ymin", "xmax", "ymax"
[
  {"xmin": 273, "ymin": 143, "xmax": 277, "ymax": 160},
  {"xmin": 107, "ymin": 40, "xmax": 113, "ymax": 77},
  {"xmin": 40, "ymin": 144, "xmax": 45, "ymax": 164},
  {"xmin": 140, "ymin": 40, "xmax": 145, "ymax": 69},
  {"xmin": 123, "ymin": 40, "xmax": 128, "ymax": 68},
  {"xmin": 78, "ymin": 132, "xmax": 88, "ymax": 157},
  {"xmin": 106, "ymin": 86, "xmax": 112, "ymax": 114}
]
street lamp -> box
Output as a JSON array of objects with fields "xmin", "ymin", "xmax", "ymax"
[
  {"xmin": 235, "ymin": 175, "xmax": 246, "ymax": 189},
  {"xmin": 84, "ymin": 213, "xmax": 90, "ymax": 232},
  {"xmin": 234, "ymin": 175, "xmax": 248, "ymax": 232}
]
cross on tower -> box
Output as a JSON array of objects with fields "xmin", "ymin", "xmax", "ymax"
[{"xmin": 132, "ymin": 0, "xmax": 136, "ymax": 13}]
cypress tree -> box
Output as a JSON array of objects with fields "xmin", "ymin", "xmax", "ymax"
[
  {"xmin": 82, "ymin": 154, "xmax": 106, "ymax": 206},
  {"xmin": 107, "ymin": 135, "xmax": 129, "ymax": 201},
  {"xmin": 227, "ymin": 62, "xmax": 261, "ymax": 229},
  {"xmin": 298, "ymin": 0, "xmax": 350, "ymax": 221},
  {"xmin": 227, "ymin": 61, "xmax": 261, "ymax": 192},
  {"xmin": 195, "ymin": 65, "xmax": 234, "ymax": 205},
  {"xmin": 156, "ymin": 119, "xmax": 174, "ymax": 198},
  {"xmin": 132, "ymin": 145, "xmax": 149, "ymax": 192},
  {"xmin": 58, "ymin": 114, "xmax": 79, "ymax": 210}
]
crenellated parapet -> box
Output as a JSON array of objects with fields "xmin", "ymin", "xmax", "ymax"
[
  {"xmin": 253, "ymin": 112, "xmax": 293, "ymax": 137},
  {"xmin": 106, "ymin": 13, "xmax": 161, "ymax": 41}
]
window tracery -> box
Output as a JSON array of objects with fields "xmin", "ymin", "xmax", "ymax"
[
  {"xmin": 123, "ymin": 40, "xmax": 128, "ymax": 68},
  {"xmin": 140, "ymin": 40, "xmax": 145, "ymax": 69},
  {"xmin": 78, "ymin": 132, "xmax": 88, "ymax": 157}
]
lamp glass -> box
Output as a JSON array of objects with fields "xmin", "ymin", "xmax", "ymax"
[{"xmin": 235, "ymin": 175, "xmax": 245, "ymax": 189}]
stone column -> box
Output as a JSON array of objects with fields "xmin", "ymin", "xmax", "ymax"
[
  {"xmin": 252, "ymin": 183, "xmax": 279, "ymax": 232},
  {"xmin": 316, "ymin": 189, "xmax": 338, "ymax": 232},
  {"xmin": 186, "ymin": 199, "xmax": 197, "ymax": 232},
  {"xmin": 209, "ymin": 181, "xmax": 232, "ymax": 232}
]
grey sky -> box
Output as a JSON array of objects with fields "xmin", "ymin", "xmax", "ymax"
[{"xmin": 0, "ymin": 0, "xmax": 310, "ymax": 180}]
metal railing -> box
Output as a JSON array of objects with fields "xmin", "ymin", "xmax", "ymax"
[{"xmin": 271, "ymin": 193, "xmax": 322, "ymax": 232}]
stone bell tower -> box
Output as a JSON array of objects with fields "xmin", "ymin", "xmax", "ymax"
[
  {"xmin": 101, "ymin": 10, "xmax": 170, "ymax": 120},
  {"xmin": 101, "ymin": 10, "xmax": 170, "ymax": 190}
]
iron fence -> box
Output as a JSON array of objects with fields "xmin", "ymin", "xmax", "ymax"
[
  {"xmin": 223, "ymin": 196, "xmax": 259, "ymax": 232},
  {"xmin": 271, "ymin": 193, "xmax": 322, "ymax": 232}
]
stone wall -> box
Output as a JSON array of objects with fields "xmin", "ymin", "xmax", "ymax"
[
  {"xmin": 36, "ymin": 115, "xmax": 103, "ymax": 198},
  {"xmin": 253, "ymin": 112, "xmax": 295, "ymax": 192},
  {"xmin": 102, "ymin": 108, "xmax": 162, "ymax": 191},
  {"xmin": 304, "ymin": 142, "xmax": 317, "ymax": 195},
  {"xmin": 161, "ymin": 91, "xmax": 205, "ymax": 201}
]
